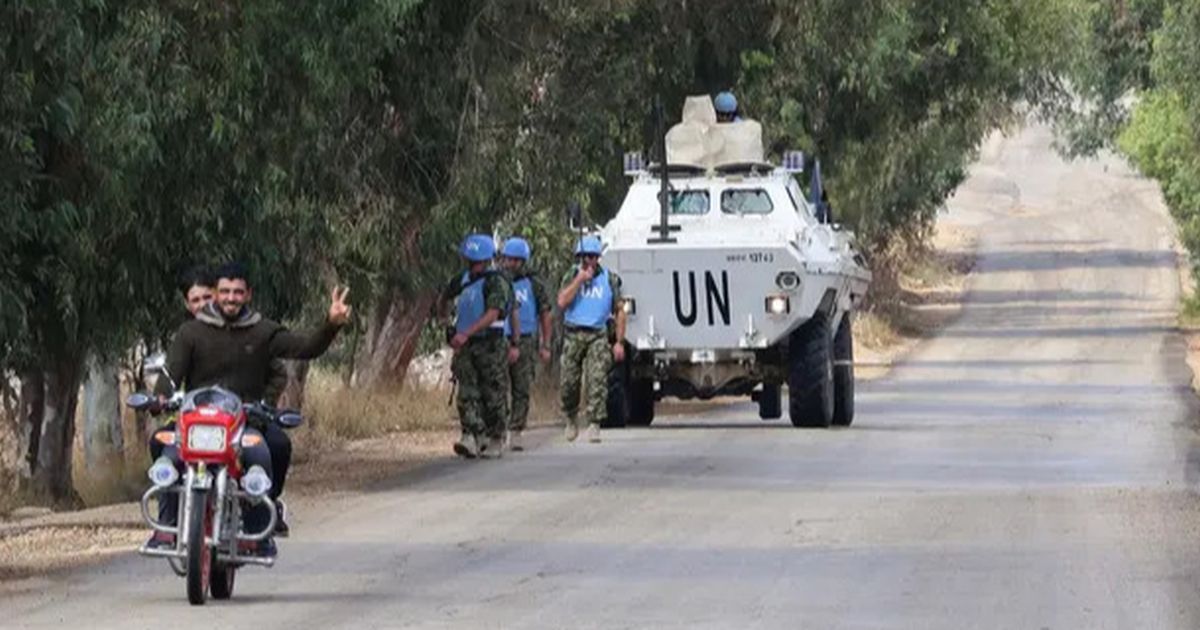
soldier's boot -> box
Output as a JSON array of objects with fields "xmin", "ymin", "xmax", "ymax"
[
  {"xmin": 453, "ymin": 432, "xmax": 479, "ymax": 459},
  {"xmin": 481, "ymin": 435, "xmax": 504, "ymax": 459},
  {"xmin": 586, "ymin": 422, "xmax": 601, "ymax": 443},
  {"xmin": 509, "ymin": 430, "xmax": 524, "ymax": 452},
  {"xmin": 564, "ymin": 420, "xmax": 579, "ymax": 442}
]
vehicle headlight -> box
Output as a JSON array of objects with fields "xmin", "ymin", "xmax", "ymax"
[
  {"xmin": 775, "ymin": 271, "xmax": 801, "ymax": 291},
  {"xmin": 765, "ymin": 294, "xmax": 790, "ymax": 316},
  {"xmin": 147, "ymin": 456, "xmax": 179, "ymax": 488},
  {"xmin": 241, "ymin": 465, "xmax": 272, "ymax": 498},
  {"xmin": 187, "ymin": 425, "xmax": 227, "ymax": 453}
]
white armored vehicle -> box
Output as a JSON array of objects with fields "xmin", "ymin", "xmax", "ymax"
[{"xmin": 603, "ymin": 97, "xmax": 871, "ymax": 428}]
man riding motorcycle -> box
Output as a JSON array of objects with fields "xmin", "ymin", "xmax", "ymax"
[
  {"xmin": 147, "ymin": 267, "xmax": 293, "ymax": 549},
  {"xmin": 151, "ymin": 261, "xmax": 352, "ymax": 556}
]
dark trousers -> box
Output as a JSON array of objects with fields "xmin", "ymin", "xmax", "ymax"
[{"xmin": 148, "ymin": 423, "xmax": 274, "ymax": 533}]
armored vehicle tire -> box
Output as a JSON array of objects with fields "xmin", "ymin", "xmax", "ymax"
[
  {"xmin": 758, "ymin": 384, "xmax": 782, "ymax": 419},
  {"xmin": 605, "ymin": 357, "xmax": 655, "ymax": 428},
  {"xmin": 605, "ymin": 363, "xmax": 629, "ymax": 428},
  {"xmin": 626, "ymin": 378, "xmax": 655, "ymax": 426},
  {"xmin": 832, "ymin": 314, "xmax": 855, "ymax": 427},
  {"xmin": 788, "ymin": 314, "xmax": 834, "ymax": 428}
]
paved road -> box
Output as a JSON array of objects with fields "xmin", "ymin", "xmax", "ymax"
[{"xmin": 4, "ymin": 125, "xmax": 1200, "ymax": 629}]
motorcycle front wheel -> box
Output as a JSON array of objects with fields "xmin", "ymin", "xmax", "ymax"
[
  {"xmin": 185, "ymin": 488, "xmax": 212, "ymax": 606},
  {"xmin": 210, "ymin": 560, "xmax": 236, "ymax": 599}
]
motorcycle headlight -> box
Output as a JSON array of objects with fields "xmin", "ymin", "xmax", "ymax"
[
  {"xmin": 241, "ymin": 465, "xmax": 272, "ymax": 498},
  {"xmin": 187, "ymin": 424, "xmax": 227, "ymax": 453},
  {"xmin": 147, "ymin": 457, "xmax": 179, "ymax": 488}
]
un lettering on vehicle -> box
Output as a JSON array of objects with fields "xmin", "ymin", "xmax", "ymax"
[{"xmin": 672, "ymin": 270, "xmax": 731, "ymax": 327}]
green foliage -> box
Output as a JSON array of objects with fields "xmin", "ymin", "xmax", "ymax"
[
  {"xmin": 1, "ymin": 0, "xmax": 1085, "ymax": 383},
  {"xmin": 735, "ymin": 0, "xmax": 1078, "ymax": 247},
  {"xmin": 1051, "ymin": 0, "xmax": 1164, "ymax": 157},
  {"xmin": 1117, "ymin": 3, "xmax": 1200, "ymax": 282}
]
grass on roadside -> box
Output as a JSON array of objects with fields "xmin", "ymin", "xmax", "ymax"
[
  {"xmin": 855, "ymin": 226, "xmax": 976, "ymax": 348},
  {"xmin": 1180, "ymin": 293, "xmax": 1200, "ymax": 329},
  {"xmin": 293, "ymin": 369, "xmax": 457, "ymax": 464}
]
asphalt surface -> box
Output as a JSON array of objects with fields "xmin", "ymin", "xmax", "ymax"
[{"xmin": 4, "ymin": 124, "xmax": 1200, "ymax": 629}]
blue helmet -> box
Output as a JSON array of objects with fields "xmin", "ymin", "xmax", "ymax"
[
  {"xmin": 574, "ymin": 235, "xmax": 603, "ymax": 256},
  {"xmin": 461, "ymin": 233, "xmax": 496, "ymax": 262},
  {"xmin": 714, "ymin": 91, "xmax": 738, "ymax": 114},
  {"xmin": 501, "ymin": 237, "xmax": 531, "ymax": 260}
]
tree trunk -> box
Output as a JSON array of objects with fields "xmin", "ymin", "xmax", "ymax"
[
  {"xmin": 355, "ymin": 291, "xmax": 437, "ymax": 389},
  {"xmin": 17, "ymin": 370, "xmax": 45, "ymax": 481},
  {"xmin": 82, "ymin": 356, "xmax": 123, "ymax": 470},
  {"xmin": 32, "ymin": 356, "xmax": 84, "ymax": 506},
  {"xmin": 278, "ymin": 360, "xmax": 310, "ymax": 410}
]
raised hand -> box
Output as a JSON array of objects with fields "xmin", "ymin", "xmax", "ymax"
[{"xmin": 328, "ymin": 286, "xmax": 353, "ymax": 326}]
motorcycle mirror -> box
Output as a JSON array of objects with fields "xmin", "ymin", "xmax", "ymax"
[
  {"xmin": 126, "ymin": 392, "xmax": 153, "ymax": 410},
  {"xmin": 276, "ymin": 411, "xmax": 304, "ymax": 429},
  {"xmin": 143, "ymin": 352, "xmax": 167, "ymax": 375}
]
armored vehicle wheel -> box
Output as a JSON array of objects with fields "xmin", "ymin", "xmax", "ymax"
[
  {"xmin": 758, "ymin": 384, "xmax": 782, "ymax": 419},
  {"xmin": 606, "ymin": 353, "xmax": 655, "ymax": 427},
  {"xmin": 605, "ymin": 360, "xmax": 630, "ymax": 428},
  {"xmin": 832, "ymin": 314, "xmax": 855, "ymax": 427},
  {"xmin": 788, "ymin": 314, "xmax": 834, "ymax": 428},
  {"xmin": 626, "ymin": 378, "xmax": 655, "ymax": 426}
]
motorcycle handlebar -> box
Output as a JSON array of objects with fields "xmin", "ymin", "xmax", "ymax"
[
  {"xmin": 126, "ymin": 392, "xmax": 180, "ymax": 416},
  {"xmin": 244, "ymin": 401, "xmax": 304, "ymax": 430},
  {"xmin": 126, "ymin": 392, "xmax": 302, "ymax": 428}
]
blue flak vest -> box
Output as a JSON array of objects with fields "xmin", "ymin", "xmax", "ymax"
[
  {"xmin": 564, "ymin": 267, "xmax": 613, "ymax": 330},
  {"xmin": 509, "ymin": 276, "xmax": 538, "ymax": 337},
  {"xmin": 456, "ymin": 271, "xmax": 506, "ymax": 337}
]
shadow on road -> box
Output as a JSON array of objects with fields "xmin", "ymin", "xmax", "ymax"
[
  {"xmin": 974, "ymin": 248, "xmax": 1176, "ymax": 273},
  {"xmin": 937, "ymin": 324, "xmax": 1176, "ymax": 339},
  {"xmin": 926, "ymin": 289, "xmax": 1144, "ymax": 305}
]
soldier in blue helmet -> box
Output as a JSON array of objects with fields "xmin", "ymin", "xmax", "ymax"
[
  {"xmin": 714, "ymin": 91, "xmax": 741, "ymax": 123},
  {"xmin": 499, "ymin": 237, "xmax": 553, "ymax": 452},
  {"xmin": 437, "ymin": 234, "xmax": 513, "ymax": 458},
  {"xmin": 556, "ymin": 235, "xmax": 626, "ymax": 443}
]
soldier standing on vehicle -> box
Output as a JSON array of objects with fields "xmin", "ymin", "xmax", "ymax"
[
  {"xmin": 714, "ymin": 91, "xmax": 742, "ymax": 123},
  {"xmin": 557, "ymin": 235, "xmax": 625, "ymax": 443},
  {"xmin": 438, "ymin": 234, "xmax": 512, "ymax": 459},
  {"xmin": 499, "ymin": 237, "xmax": 553, "ymax": 452}
]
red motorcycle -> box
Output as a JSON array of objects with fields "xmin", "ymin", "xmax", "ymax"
[{"xmin": 128, "ymin": 359, "xmax": 300, "ymax": 605}]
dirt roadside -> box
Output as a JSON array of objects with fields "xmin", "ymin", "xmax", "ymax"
[{"xmin": 0, "ymin": 221, "xmax": 978, "ymax": 583}]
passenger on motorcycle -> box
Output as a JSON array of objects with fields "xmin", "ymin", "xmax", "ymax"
[{"xmin": 151, "ymin": 262, "xmax": 352, "ymax": 556}]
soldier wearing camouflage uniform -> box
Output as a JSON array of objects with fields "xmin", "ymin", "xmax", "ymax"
[
  {"xmin": 500, "ymin": 237, "xmax": 553, "ymax": 451},
  {"xmin": 557, "ymin": 235, "xmax": 626, "ymax": 443},
  {"xmin": 439, "ymin": 234, "xmax": 512, "ymax": 458}
]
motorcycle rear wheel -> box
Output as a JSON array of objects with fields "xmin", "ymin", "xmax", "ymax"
[{"xmin": 185, "ymin": 489, "xmax": 212, "ymax": 606}]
